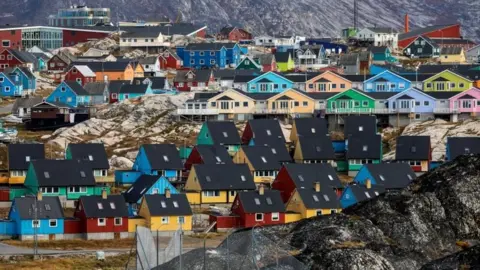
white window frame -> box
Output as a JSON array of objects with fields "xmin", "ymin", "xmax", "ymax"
[
  {"xmin": 114, "ymin": 217, "xmax": 122, "ymax": 226},
  {"xmin": 178, "ymin": 216, "xmax": 185, "ymax": 224},
  {"xmin": 271, "ymin": 212, "xmax": 279, "ymax": 221},
  {"xmin": 98, "ymin": 218, "xmax": 106, "ymax": 226},
  {"xmin": 32, "ymin": 220, "xmax": 40, "ymax": 228},
  {"xmin": 49, "ymin": 219, "xmax": 57, "ymax": 227},
  {"xmin": 161, "ymin": 216, "xmax": 169, "ymax": 224},
  {"xmin": 255, "ymin": 213, "xmax": 264, "ymax": 221}
]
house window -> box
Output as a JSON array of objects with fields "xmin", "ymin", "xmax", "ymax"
[
  {"xmin": 98, "ymin": 218, "xmax": 106, "ymax": 226},
  {"xmin": 282, "ymin": 84, "xmax": 287, "ymax": 88},
  {"xmin": 316, "ymin": 210, "xmax": 322, "ymax": 216},
  {"xmin": 210, "ymin": 59, "xmax": 216, "ymax": 65},
  {"xmin": 417, "ymin": 48, "xmax": 423, "ymax": 53},
  {"xmin": 366, "ymin": 83, "xmax": 373, "ymax": 89},
  {"xmin": 203, "ymin": 191, "xmax": 220, "ymax": 197},
  {"xmin": 190, "ymin": 60, "xmax": 195, "ymax": 65},
  {"xmin": 459, "ymin": 83, "xmax": 465, "ymax": 88},
  {"xmin": 114, "ymin": 217, "xmax": 122, "ymax": 226},
  {"xmin": 7, "ymin": 55, "xmax": 12, "ymax": 60},
  {"xmin": 211, "ymin": 102, "xmax": 216, "ymax": 107},
  {"xmin": 0, "ymin": 78, "xmax": 3, "ymax": 82},
  {"xmin": 424, "ymin": 101, "xmax": 429, "ymax": 106},
  {"xmin": 189, "ymin": 52, "xmax": 195, "ymax": 57},
  {"xmin": 0, "ymin": 55, "xmax": 4, "ymax": 60},
  {"xmin": 49, "ymin": 219, "xmax": 57, "ymax": 227},
  {"xmin": 67, "ymin": 97, "xmax": 72, "ymax": 102},
  {"xmin": 200, "ymin": 60, "xmax": 205, "ymax": 65},
  {"xmin": 271, "ymin": 212, "xmax": 279, "ymax": 221},
  {"xmin": 32, "ymin": 220, "xmax": 40, "ymax": 228},
  {"xmin": 426, "ymin": 83, "xmax": 432, "ymax": 88},
  {"xmin": 362, "ymin": 101, "xmax": 368, "ymax": 107},
  {"xmin": 415, "ymin": 114, "xmax": 421, "ymax": 120},
  {"xmin": 255, "ymin": 213, "xmax": 264, "ymax": 221},
  {"xmin": 399, "ymin": 83, "xmax": 405, "ymax": 89},
  {"xmin": 235, "ymin": 102, "xmax": 240, "ymax": 107},
  {"xmin": 112, "ymin": 93, "xmax": 118, "ymax": 99},
  {"xmin": 210, "ymin": 52, "xmax": 215, "ymax": 56},
  {"xmin": 4, "ymin": 86, "xmax": 10, "ymax": 92},
  {"xmin": 178, "ymin": 216, "xmax": 185, "ymax": 224},
  {"xmin": 302, "ymin": 101, "xmax": 308, "ymax": 107},
  {"xmin": 243, "ymin": 102, "xmax": 248, "ymax": 107},
  {"xmin": 61, "ymin": 87, "xmax": 66, "ymax": 92},
  {"xmin": 161, "ymin": 217, "xmax": 169, "ymax": 224},
  {"xmin": 273, "ymin": 84, "xmax": 279, "ymax": 89},
  {"xmin": 340, "ymin": 84, "xmax": 345, "ymax": 89},
  {"xmin": 450, "ymin": 83, "xmax": 456, "ymax": 88}
]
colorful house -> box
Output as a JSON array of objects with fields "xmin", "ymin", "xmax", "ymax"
[
  {"xmin": 184, "ymin": 145, "xmax": 233, "ymax": 172},
  {"xmin": 353, "ymin": 163, "xmax": 416, "ymax": 190},
  {"xmin": 138, "ymin": 192, "xmax": 193, "ymax": 231},
  {"xmin": 117, "ymin": 83, "xmax": 153, "ymax": 101},
  {"xmin": 74, "ymin": 193, "xmax": 129, "ymax": 240},
  {"xmin": 293, "ymin": 136, "xmax": 335, "ymax": 164},
  {"xmin": 217, "ymin": 27, "xmax": 253, "ymax": 42},
  {"xmin": 206, "ymin": 89, "xmax": 256, "ymax": 121},
  {"xmin": 236, "ymin": 56, "xmax": 262, "ymax": 71},
  {"xmin": 4, "ymin": 67, "xmax": 36, "ymax": 93},
  {"xmin": 272, "ymin": 163, "xmax": 343, "ymax": 203},
  {"xmin": 9, "ymin": 194, "xmax": 64, "ymax": 240},
  {"xmin": 241, "ymin": 119, "xmax": 286, "ymax": 146},
  {"xmin": 340, "ymin": 182, "xmax": 385, "ymax": 208},
  {"xmin": 46, "ymin": 81, "xmax": 94, "ymax": 107},
  {"xmin": 234, "ymin": 146, "xmax": 283, "ymax": 186},
  {"xmin": 132, "ymin": 144, "xmax": 183, "ymax": 182},
  {"xmin": 159, "ymin": 49, "xmax": 182, "ymax": 70},
  {"xmin": 231, "ymin": 188, "xmax": 285, "ymax": 228},
  {"xmin": 423, "ymin": 70, "xmax": 473, "ymax": 92},
  {"xmin": 0, "ymin": 49, "xmax": 36, "ymax": 71},
  {"xmin": 177, "ymin": 43, "xmax": 227, "ymax": 69},
  {"xmin": 266, "ymin": 89, "xmax": 315, "ymax": 116},
  {"xmin": 289, "ymin": 118, "xmax": 329, "ymax": 144},
  {"xmin": 446, "ymin": 137, "xmax": 480, "ymax": 161},
  {"xmin": 274, "ymin": 52, "xmax": 294, "ymax": 72},
  {"xmin": 403, "ymin": 36, "xmax": 440, "ymax": 59},
  {"xmin": 346, "ymin": 134, "xmax": 382, "ymax": 176},
  {"xmin": 395, "ymin": 136, "xmax": 431, "ymax": 174},
  {"xmin": 66, "ymin": 143, "xmax": 111, "ymax": 184},
  {"xmin": 387, "ymin": 88, "xmax": 437, "ymax": 125},
  {"xmin": 123, "ymin": 176, "xmax": 178, "ymax": 216},
  {"xmin": 305, "ymin": 71, "xmax": 352, "ymax": 92},
  {"xmin": 0, "ymin": 71, "xmax": 21, "ymax": 96},
  {"xmin": 255, "ymin": 54, "xmax": 277, "ymax": 72},
  {"xmin": 370, "ymin": 46, "xmax": 396, "ymax": 63},
  {"xmin": 8, "ymin": 143, "xmax": 45, "ymax": 185},
  {"xmin": 184, "ymin": 164, "xmax": 256, "ymax": 205},
  {"xmin": 449, "ymin": 88, "xmax": 480, "ymax": 117},
  {"xmin": 326, "ymin": 89, "xmax": 376, "ymax": 114},
  {"xmin": 363, "ymin": 70, "xmax": 411, "ymax": 92},
  {"xmin": 439, "ymin": 47, "xmax": 466, "ymax": 64},
  {"xmin": 64, "ymin": 65, "xmax": 96, "ymax": 86},
  {"xmin": 173, "ymin": 70, "xmax": 213, "ymax": 92},
  {"xmin": 246, "ymin": 71, "xmax": 294, "ymax": 93},
  {"xmin": 196, "ymin": 121, "xmax": 241, "ymax": 154},
  {"xmin": 71, "ymin": 61, "xmax": 135, "ymax": 82}
]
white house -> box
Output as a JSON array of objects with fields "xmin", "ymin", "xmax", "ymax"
[
  {"xmin": 355, "ymin": 27, "xmax": 399, "ymax": 49},
  {"xmin": 466, "ymin": 45, "xmax": 480, "ymax": 63},
  {"xmin": 254, "ymin": 36, "xmax": 276, "ymax": 47},
  {"xmin": 120, "ymin": 31, "xmax": 170, "ymax": 51},
  {"xmin": 138, "ymin": 56, "xmax": 162, "ymax": 77},
  {"xmin": 83, "ymin": 48, "xmax": 110, "ymax": 57}
]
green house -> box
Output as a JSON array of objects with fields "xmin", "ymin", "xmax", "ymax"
[
  {"xmin": 274, "ymin": 52, "xmax": 295, "ymax": 72},
  {"xmin": 236, "ymin": 56, "xmax": 262, "ymax": 71},
  {"xmin": 23, "ymin": 160, "xmax": 109, "ymax": 201},
  {"xmin": 423, "ymin": 70, "xmax": 473, "ymax": 92},
  {"xmin": 197, "ymin": 121, "xmax": 241, "ymax": 155},
  {"xmin": 327, "ymin": 89, "xmax": 376, "ymax": 114}
]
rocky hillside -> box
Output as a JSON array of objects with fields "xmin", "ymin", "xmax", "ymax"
[
  {"xmin": 162, "ymin": 154, "xmax": 480, "ymax": 269},
  {"xmin": 421, "ymin": 245, "xmax": 480, "ymax": 270},
  {"xmin": 1, "ymin": 0, "xmax": 479, "ymax": 39}
]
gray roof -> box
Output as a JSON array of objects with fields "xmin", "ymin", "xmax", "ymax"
[
  {"xmin": 108, "ymin": 80, "xmax": 130, "ymax": 94},
  {"xmin": 205, "ymin": 121, "xmax": 241, "ymax": 145},
  {"xmin": 4, "ymin": 66, "xmax": 36, "ymax": 80},
  {"xmin": 236, "ymin": 190, "xmax": 285, "ymax": 213},
  {"xmin": 138, "ymin": 56, "xmax": 158, "ymax": 65},
  {"xmin": 447, "ymin": 137, "xmax": 480, "ymax": 160},
  {"xmin": 338, "ymin": 54, "xmax": 359, "ymax": 66},
  {"xmin": 79, "ymin": 195, "xmax": 129, "ymax": 218},
  {"xmin": 84, "ymin": 82, "xmax": 107, "ymax": 96},
  {"xmin": 297, "ymin": 136, "xmax": 335, "ymax": 161},
  {"xmin": 256, "ymin": 54, "xmax": 275, "ymax": 65},
  {"xmin": 364, "ymin": 92, "xmax": 397, "ymax": 100},
  {"xmin": 369, "ymin": 46, "xmax": 389, "ymax": 54},
  {"xmin": 8, "ymin": 49, "xmax": 37, "ymax": 63},
  {"xmin": 14, "ymin": 196, "xmax": 64, "ymax": 219},
  {"xmin": 348, "ymin": 184, "xmax": 386, "ymax": 204},
  {"xmin": 242, "ymin": 146, "xmax": 283, "ymax": 171},
  {"xmin": 441, "ymin": 47, "xmax": 463, "ymax": 55},
  {"xmin": 123, "ymin": 175, "xmax": 163, "ymax": 203},
  {"xmin": 120, "ymin": 24, "xmax": 205, "ymax": 36},
  {"xmin": 283, "ymin": 163, "xmax": 343, "ymax": 190},
  {"xmin": 144, "ymin": 194, "xmax": 192, "ymax": 216},
  {"xmin": 425, "ymin": 92, "xmax": 459, "ymax": 99},
  {"xmin": 119, "ymin": 84, "xmax": 150, "ymax": 94},
  {"xmin": 396, "ymin": 136, "xmax": 431, "ymax": 160},
  {"xmin": 12, "ymin": 97, "xmax": 43, "ymax": 113},
  {"xmin": 194, "ymin": 145, "xmax": 233, "ymax": 165},
  {"xmin": 346, "ymin": 134, "xmax": 382, "ymax": 159},
  {"xmin": 297, "ymin": 186, "xmax": 341, "ymax": 209},
  {"xmin": 246, "ymin": 119, "xmax": 286, "ymax": 145},
  {"xmin": 142, "ymin": 144, "xmax": 183, "ymax": 170},
  {"xmin": 432, "ymin": 38, "xmax": 475, "ymax": 45},
  {"xmin": 193, "ymin": 164, "xmax": 256, "ymax": 191},
  {"xmin": 30, "ymin": 160, "xmax": 96, "ymax": 187},
  {"xmin": 344, "ymin": 116, "xmax": 377, "ymax": 137},
  {"xmin": 293, "ymin": 118, "xmax": 329, "ymax": 138},
  {"xmin": 148, "ymin": 77, "xmax": 167, "ymax": 89},
  {"xmin": 175, "ymin": 70, "xmax": 212, "ymax": 83},
  {"xmin": 8, "ymin": 143, "xmax": 45, "ymax": 170},
  {"xmin": 64, "ymin": 81, "xmax": 90, "ymax": 96},
  {"xmin": 185, "ymin": 43, "xmax": 227, "ymax": 51},
  {"xmin": 67, "ymin": 143, "xmax": 109, "ymax": 169},
  {"xmin": 399, "ymin": 24, "xmax": 459, "ymax": 41},
  {"xmin": 362, "ymin": 163, "xmax": 416, "ymax": 189},
  {"xmin": 122, "ymin": 31, "xmax": 161, "ymax": 38},
  {"xmin": 70, "ymin": 61, "xmax": 131, "ymax": 72}
]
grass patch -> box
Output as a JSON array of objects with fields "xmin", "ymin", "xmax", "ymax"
[
  {"xmin": 2, "ymin": 239, "xmax": 134, "ymax": 250},
  {"xmin": 332, "ymin": 241, "xmax": 366, "ymax": 249}
]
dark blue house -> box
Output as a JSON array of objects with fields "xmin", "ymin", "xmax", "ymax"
[
  {"xmin": 5, "ymin": 67, "xmax": 36, "ymax": 94},
  {"xmin": 446, "ymin": 137, "xmax": 480, "ymax": 161},
  {"xmin": 340, "ymin": 183, "xmax": 385, "ymax": 208},
  {"xmin": 301, "ymin": 39, "xmax": 348, "ymax": 54},
  {"xmin": 177, "ymin": 42, "xmax": 241, "ymax": 69},
  {"xmin": 133, "ymin": 144, "xmax": 184, "ymax": 182},
  {"xmin": 0, "ymin": 72, "xmax": 20, "ymax": 97}
]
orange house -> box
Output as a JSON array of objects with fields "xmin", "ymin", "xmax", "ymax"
[
  {"xmin": 75, "ymin": 62, "xmax": 136, "ymax": 82},
  {"xmin": 305, "ymin": 71, "xmax": 352, "ymax": 92}
]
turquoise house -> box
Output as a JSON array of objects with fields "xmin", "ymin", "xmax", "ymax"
[
  {"xmin": 246, "ymin": 71, "xmax": 294, "ymax": 93},
  {"xmin": 9, "ymin": 195, "xmax": 64, "ymax": 240},
  {"xmin": 370, "ymin": 46, "xmax": 397, "ymax": 63},
  {"xmin": 47, "ymin": 81, "xmax": 93, "ymax": 107},
  {"xmin": 0, "ymin": 72, "xmax": 21, "ymax": 97},
  {"xmin": 133, "ymin": 144, "xmax": 184, "ymax": 182},
  {"xmin": 5, "ymin": 67, "xmax": 37, "ymax": 93},
  {"xmin": 363, "ymin": 70, "xmax": 411, "ymax": 92},
  {"xmin": 197, "ymin": 121, "xmax": 242, "ymax": 154},
  {"xmin": 118, "ymin": 84, "xmax": 153, "ymax": 102}
]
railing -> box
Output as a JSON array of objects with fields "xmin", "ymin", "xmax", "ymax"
[
  {"xmin": 176, "ymin": 108, "xmax": 219, "ymax": 115},
  {"xmin": 389, "ymin": 108, "xmax": 415, "ymax": 113},
  {"xmin": 254, "ymin": 108, "xmax": 291, "ymax": 115},
  {"xmin": 326, "ymin": 108, "xmax": 373, "ymax": 114},
  {"xmin": 433, "ymin": 108, "xmax": 459, "ymax": 114}
]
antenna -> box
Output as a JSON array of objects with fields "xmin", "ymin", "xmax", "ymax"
[{"xmin": 353, "ymin": 0, "xmax": 358, "ymax": 30}]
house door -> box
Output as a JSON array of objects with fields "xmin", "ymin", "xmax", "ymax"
[
  {"xmin": 49, "ymin": 234, "xmax": 55, "ymax": 240},
  {"xmin": 319, "ymin": 84, "xmax": 327, "ymax": 92},
  {"xmin": 220, "ymin": 102, "xmax": 229, "ymax": 110},
  {"xmin": 280, "ymin": 101, "xmax": 289, "ymax": 109},
  {"xmin": 114, "ymin": 232, "xmax": 120, "ymax": 240},
  {"xmin": 399, "ymin": 100, "xmax": 410, "ymax": 109},
  {"xmin": 338, "ymin": 100, "xmax": 349, "ymax": 108}
]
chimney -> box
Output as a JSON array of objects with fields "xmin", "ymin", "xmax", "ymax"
[
  {"xmin": 37, "ymin": 191, "xmax": 43, "ymax": 201},
  {"xmin": 258, "ymin": 184, "xmax": 265, "ymax": 196},
  {"xmin": 405, "ymin": 14, "xmax": 410, "ymax": 33},
  {"xmin": 366, "ymin": 179, "xmax": 372, "ymax": 189},
  {"xmin": 101, "ymin": 188, "xmax": 107, "ymax": 199},
  {"xmin": 165, "ymin": 188, "xmax": 171, "ymax": 198},
  {"xmin": 314, "ymin": 182, "xmax": 320, "ymax": 192}
]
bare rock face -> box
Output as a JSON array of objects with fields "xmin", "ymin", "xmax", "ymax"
[{"xmin": 421, "ymin": 245, "xmax": 480, "ymax": 270}]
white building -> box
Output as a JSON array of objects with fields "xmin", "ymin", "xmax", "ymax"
[
  {"xmin": 355, "ymin": 27, "xmax": 399, "ymax": 49},
  {"xmin": 120, "ymin": 31, "xmax": 170, "ymax": 51}
]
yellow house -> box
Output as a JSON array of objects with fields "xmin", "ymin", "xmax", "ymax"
[
  {"xmin": 286, "ymin": 182, "xmax": 342, "ymax": 220},
  {"xmin": 439, "ymin": 47, "xmax": 466, "ymax": 64},
  {"xmin": 207, "ymin": 89, "xmax": 256, "ymax": 117},
  {"xmin": 138, "ymin": 193, "xmax": 193, "ymax": 231},
  {"xmin": 133, "ymin": 63, "xmax": 145, "ymax": 78},
  {"xmin": 305, "ymin": 71, "xmax": 352, "ymax": 92},
  {"xmin": 233, "ymin": 146, "xmax": 284, "ymax": 186},
  {"xmin": 289, "ymin": 118, "xmax": 329, "ymax": 144},
  {"xmin": 267, "ymin": 89, "xmax": 315, "ymax": 115},
  {"xmin": 184, "ymin": 164, "xmax": 256, "ymax": 205}
]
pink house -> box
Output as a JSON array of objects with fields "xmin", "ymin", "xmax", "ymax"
[{"xmin": 450, "ymin": 88, "xmax": 480, "ymax": 113}]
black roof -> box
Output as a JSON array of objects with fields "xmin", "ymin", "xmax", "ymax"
[
  {"xmin": 346, "ymin": 134, "xmax": 382, "ymax": 159},
  {"xmin": 122, "ymin": 31, "xmax": 162, "ymax": 38},
  {"xmin": 142, "ymin": 144, "xmax": 183, "ymax": 170},
  {"xmin": 296, "ymin": 185, "xmax": 341, "ymax": 209},
  {"xmin": 175, "ymin": 70, "xmax": 212, "ymax": 83},
  {"xmin": 417, "ymin": 64, "xmax": 480, "ymax": 74},
  {"xmin": 247, "ymin": 119, "xmax": 286, "ymax": 145},
  {"xmin": 447, "ymin": 137, "xmax": 480, "ymax": 160},
  {"xmin": 8, "ymin": 144, "xmax": 45, "ymax": 170},
  {"xmin": 30, "ymin": 160, "xmax": 96, "ymax": 187},
  {"xmin": 123, "ymin": 175, "xmax": 162, "ymax": 203},
  {"xmin": 185, "ymin": 43, "xmax": 227, "ymax": 51},
  {"xmin": 348, "ymin": 184, "xmax": 386, "ymax": 204},
  {"xmin": 8, "ymin": 49, "xmax": 37, "ymax": 63},
  {"xmin": 364, "ymin": 92, "xmax": 397, "ymax": 100},
  {"xmin": 193, "ymin": 164, "xmax": 256, "ymax": 190},
  {"xmin": 236, "ymin": 190, "xmax": 285, "ymax": 213},
  {"xmin": 108, "ymin": 80, "xmax": 130, "ymax": 94},
  {"xmin": 369, "ymin": 46, "xmax": 389, "ymax": 54},
  {"xmin": 64, "ymin": 81, "xmax": 90, "ymax": 96},
  {"xmin": 14, "ymin": 196, "xmax": 64, "ymax": 219},
  {"xmin": 274, "ymin": 52, "xmax": 291, "ymax": 62},
  {"xmin": 342, "ymin": 74, "xmax": 374, "ymax": 82},
  {"xmin": 344, "ymin": 116, "xmax": 377, "ymax": 137},
  {"xmin": 79, "ymin": 195, "xmax": 129, "ymax": 218},
  {"xmin": 68, "ymin": 143, "xmax": 109, "ymax": 169},
  {"xmin": 293, "ymin": 118, "xmax": 329, "ymax": 139},
  {"xmin": 84, "ymin": 82, "xmax": 107, "ymax": 96},
  {"xmin": 458, "ymin": 94, "xmax": 476, "ymax": 100},
  {"xmin": 396, "ymin": 94, "xmax": 414, "ymax": 100},
  {"xmin": 306, "ymin": 92, "xmax": 338, "ymax": 100},
  {"xmin": 148, "ymin": 77, "xmax": 167, "ymax": 89},
  {"xmin": 144, "ymin": 194, "xmax": 192, "ymax": 216},
  {"xmin": 194, "ymin": 145, "xmax": 233, "ymax": 165},
  {"xmin": 119, "ymin": 84, "xmax": 150, "ymax": 94},
  {"xmin": 297, "ymin": 136, "xmax": 335, "ymax": 160},
  {"xmin": 242, "ymin": 146, "xmax": 283, "ymax": 171},
  {"xmin": 283, "ymin": 163, "xmax": 343, "ymax": 189},
  {"xmin": 396, "ymin": 136, "xmax": 431, "ymax": 161},
  {"xmin": 425, "ymin": 92, "xmax": 459, "ymax": 99},
  {"xmin": 363, "ymin": 163, "xmax": 416, "ymax": 189},
  {"xmin": 205, "ymin": 121, "xmax": 241, "ymax": 145}
]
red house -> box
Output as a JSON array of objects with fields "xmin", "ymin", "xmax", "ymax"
[
  {"xmin": 47, "ymin": 53, "xmax": 73, "ymax": 72},
  {"xmin": 398, "ymin": 24, "xmax": 462, "ymax": 48},
  {"xmin": 74, "ymin": 192, "xmax": 129, "ymax": 240},
  {"xmin": 64, "ymin": 65, "xmax": 96, "ymax": 86},
  {"xmin": 256, "ymin": 54, "xmax": 277, "ymax": 72},
  {"xmin": 184, "ymin": 145, "xmax": 233, "ymax": 172},
  {"xmin": 159, "ymin": 49, "xmax": 183, "ymax": 70},
  {"xmin": 395, "ymin": 136, "xmax": 431, "ymax": 173},
  {"xmin": 218, "ymin": 27, "xmax": 253, "ymax": 42},
  {"xmin": 272, "ymin": 163, "xmax": 344, "ymax": 203},
  {"xmin": 107, "ymin": 80, "xmax": 129, "ymax": 103},
  {"xmin": 173, "ymin": 70, "xmax": 214, "ymax": 91},
  {"xmin": 230, "ymin": 187, "xmax": 285, "ymax": 228},
  {"xmin": 0, "ymin": 49, "xmax": 36, "ymax": 71}
]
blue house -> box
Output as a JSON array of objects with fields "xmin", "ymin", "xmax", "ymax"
[
  {"xmin": 9, "ymin": 195, "xmax": 64, "ymax": 240},
  {"xmin": 114, "ymin": 170, "xmax": 143, "ymax": 186},
  {"xmin": 122, "ymin": 175, "xmax": 178, "ymax": 216},
  {"xmin": 301, "ymin": 39, "xmax": 348, "ymax": 54},
  {"xmin": 363, "ymin": 70, "xmax": 411, "ymax": 92},
  {"xmin": 354, "ymin": 163, "xmax": 416, "ymax": 191},
  {"xmin": 340, "ymin": 183, "xmax": 386, "ymax": 208},
  {"xmin": 387, "ymin": 88, "xmax": 437, "ymax": 115},
  {"xmin": 5, "ymin": 67, "xmax": 37, "ymax": 93},
  {"xmin": 446, "ymin": 137, "xmax": 480, "ymax": 161},
  {"xmin": 0, "ymin": 72, "xmax": 21, "ymax": 97},
  {"xmin": 221, "ymin": 43, "xmax": 242, "ymax": 67},
  {"xmin": 47, "ymin": 81, "xmax": 93, "ymax": 107},
  {"xmin": 117, "ymin": 83, "xmax": 153, "ymax": 102},
  {"xmin": 133, "ymin": 144, "xmax": 184, "ymax": 182},
  {"xmin": 247, "ymin": 71, "xmax": 294, "ymax": 93},
  {"xmin": 177, "ymin": 43, "xmax": 227, "ymax": 69}
]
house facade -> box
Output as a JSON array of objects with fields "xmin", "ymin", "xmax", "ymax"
[
  {"xmin": 305, "ymin": 71, "xmax": 351, "ymax": 92},
  {"xmin": 423, "ymin": 70, "xmax": 473, "ymax": 92},
  {"xmin": 246, "ymin": 72, "xmax": 294, "ymax": 93},
  {"xmin": 363, "ymin": 70, "xmax": 411, "ymax": 92},
  {"xmin": 403, "ymin": 36, "xmax": 440, "ymax": 58}
]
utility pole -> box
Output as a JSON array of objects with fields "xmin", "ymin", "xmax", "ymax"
[
  {"xmin": 353, "ymin": 0, "xmax": 358, "ymax": 30},
  {"xmin": 33, "ymin": 194, "xmax": 38, "ymax": 258}
]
